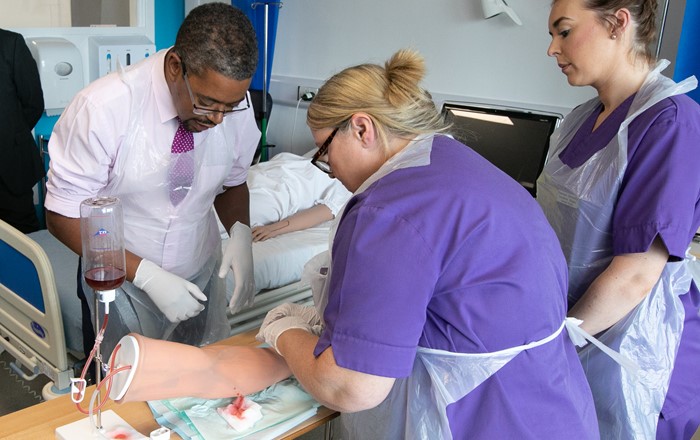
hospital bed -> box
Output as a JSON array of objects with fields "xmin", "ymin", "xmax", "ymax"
[{"xmin": 0, "ymin": 217, "xmax": 328, "ymax": 394}]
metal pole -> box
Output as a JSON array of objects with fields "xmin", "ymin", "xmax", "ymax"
[
  {"xmin": 93, "ymin": 294, "xmax": 102, "ymax": 429},
  {"xmin": 252, "ymin": 2, "xmax": 282, "ymax": 162},
  {"xmin": 263, "ymin": 3, "xmax": 269, "ymax": 120},
  {"xmin": 261, "ymin": 3, "xmax": 270, "ymax": 161},
  {"xmin": 655, "ymin": 0, "xmax": 670, "ymax": 59}
]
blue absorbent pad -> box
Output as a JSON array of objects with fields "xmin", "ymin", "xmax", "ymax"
[{"xmin": 147, "ymin": 378, "xmax": 320, "ymax": 439}]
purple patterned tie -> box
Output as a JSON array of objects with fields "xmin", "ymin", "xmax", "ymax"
[{"xmin": 169, "ymin": 117, "xmax": 195, "ymax": 206}]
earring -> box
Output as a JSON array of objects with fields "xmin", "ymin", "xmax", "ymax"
[{"xmin": 611, "ymin": 33, "xmax": 617, "ymax": 39}]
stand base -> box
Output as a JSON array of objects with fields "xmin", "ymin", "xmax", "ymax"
[
  {"xmin": 55, "ymin": 410, "xmax": 147, "ymax": 439},
  {"xmin": 42, "ymin": 381, "xmax": 70, "ymax": 401}
]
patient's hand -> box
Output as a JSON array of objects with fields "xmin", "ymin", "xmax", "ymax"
[{"xmin": 252, "ymin": 221, "xmax": 289, "ymax": 242}]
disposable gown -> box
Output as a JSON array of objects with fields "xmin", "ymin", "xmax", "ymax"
[
  {"xmin": 537, "ymin": 60, "xmax": 697, "ymax": 439},
  {"xmin": 305, "ymin": 135, "xmax": 593, "ymax": 439}
]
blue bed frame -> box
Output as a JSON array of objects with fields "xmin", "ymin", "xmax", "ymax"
[{"xmin": 0, "ymin": 219, "xmax": 73, "ymax": 392}]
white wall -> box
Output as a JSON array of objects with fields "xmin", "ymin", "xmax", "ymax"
[{"xmin": 266, "ymin": 0, "xmax": 597, "ymax": 156}]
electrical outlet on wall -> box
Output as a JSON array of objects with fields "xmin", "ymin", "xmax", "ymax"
[{"xmin": 297, "ymin": 86, "xmax": 318, "ymax": 101}]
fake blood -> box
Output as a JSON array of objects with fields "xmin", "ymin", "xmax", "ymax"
[
  {"xmin": 225, "ymin": 394, "xmax": 247, "ymax": 419},
  {"xmin": 105, "ymin": 428, "xmax": 135, "ymax": 439}
]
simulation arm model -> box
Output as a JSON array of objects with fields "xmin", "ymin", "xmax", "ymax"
[
  {"xmin": 108, "ymin": 333, "xmax": 292, "ymax": 403},
  {"xmin": 252, "ymin": 204, "xmax": 334, "ymax": 242}
]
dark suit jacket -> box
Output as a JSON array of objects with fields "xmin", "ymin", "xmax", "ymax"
[{"xmin": 0, "ymin": 28, "xmax": 45, "ymax": 196}]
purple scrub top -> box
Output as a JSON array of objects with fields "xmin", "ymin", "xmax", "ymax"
[
  {"xmin": 315, "ymin": 135, "xmax": 599, "ymax": 439},
  {"xmin": 560, "ymin": 93, "xmax": 700, "ymax": 436}
]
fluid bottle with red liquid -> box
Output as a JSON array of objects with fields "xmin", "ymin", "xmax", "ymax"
[
  {"xmin": 80, "ymin": 196, "xmax": 126, "ymax": 295},
  {"xmin": 79, "ymin": 196, "xmax": 127, "ymax": 429},
  {"xmin": 64, "ymin": 200, "xmax": 138, "ymax": 440}
]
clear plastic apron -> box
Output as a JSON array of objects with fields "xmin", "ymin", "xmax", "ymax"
[
  {"xmin": 301, "ymin": 135, "xmax": 589, "ymax": 439},
  {"xmin": 81, "ymin": 63, "xmax": 230, "ymax": 354},
  {"xmin": 536, "ymin": 60, "xmax": 697, "ymax": 440}
]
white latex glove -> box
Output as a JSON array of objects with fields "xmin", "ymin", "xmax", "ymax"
[
  {"xmin": 218, "ymin": 221, "xmax": 255, "ymax": 313},
  {"xmin": 133, "ymin": 259, "xmax": 207, "ymax": 323},
  {"xmin": 255, "ymin": 303, "xmax": 323, "ymax": 354}
]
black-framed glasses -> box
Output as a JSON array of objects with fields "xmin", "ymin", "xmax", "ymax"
[
  {"xmin": 182, "ymin": 63, "xmax": 250, "ymax": 116},
  {"xmin": 311, "ymin": 127, "xmax": 339, "ymax": 174}
]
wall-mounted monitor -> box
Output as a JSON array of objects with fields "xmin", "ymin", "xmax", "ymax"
[{"xmin": 442, "ymin": 102, "xmax": 562, "ymax": 197}]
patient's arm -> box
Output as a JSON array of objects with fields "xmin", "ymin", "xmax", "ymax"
[
  {"xmin": 111, "ymin": 333, "xmax": 292, "ymax": 403},
  {"xmin": 252, "ymin": 204, "xmax": 333, "ymax": 242}
]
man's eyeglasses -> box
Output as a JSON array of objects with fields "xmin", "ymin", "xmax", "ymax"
[
  {"xmin": 311, "ymin": 127, "xmax": 339, "ymax": 174},
  {"xmin": 182, "ymin": 63, "xmax": 250, "ymax": 116}
]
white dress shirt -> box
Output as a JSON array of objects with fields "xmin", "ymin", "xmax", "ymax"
[{"xmin": 46, "ymin": 49, "xmax": 260, "ymax": 279}]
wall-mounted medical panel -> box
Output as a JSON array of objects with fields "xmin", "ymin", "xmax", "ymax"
[
  {"xmin": 25, "ymin": 37, "xmax": 84, "ymax": 116},
  {"xmin": 88, "ymin": 36, "xmax": 155, "ymax": 82}
]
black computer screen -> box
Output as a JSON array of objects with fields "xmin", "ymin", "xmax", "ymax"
[{"xmin": 442, "ymin": 102, "xmax": 561, "ymax": 197}]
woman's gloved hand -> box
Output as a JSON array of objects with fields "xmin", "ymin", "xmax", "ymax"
[
  {"xmin": 256, "ymin": 303, "xmax": 323, "ymax": 354},
  {"xmin": 133, "ymin": 259, "xmax": 206, "ymax": 323},
  {"xmin": 218, "ymin": 221, "xmax": 255, "ymax": 313}
]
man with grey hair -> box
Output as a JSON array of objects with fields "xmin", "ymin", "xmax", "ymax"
[{"xmin": 45, "ymin": 3, "xmax": 259, "ymax": 360}]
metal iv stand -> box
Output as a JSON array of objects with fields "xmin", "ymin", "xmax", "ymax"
[
  {"xmin": 251, "ymin": 1, "xmax": 282, "ymax": 162},
  {"xmin": 93, "ymin": 295, "xmax": 104, "ymax": 428},
  {"xmin": 76, "ymin": 197, "xmax": 125, "ymax": 434}
]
